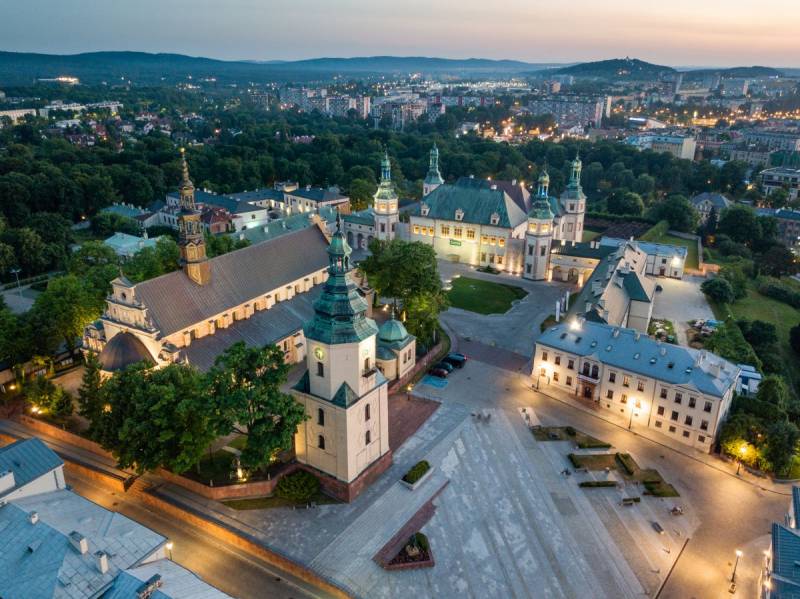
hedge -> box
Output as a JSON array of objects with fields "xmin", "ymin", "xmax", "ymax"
[
  {"xmin": 757, "ymin": 278, "xmax": 800, "ymax": 310},
  {"xmin": 402, "ymin": 460, "xmax": 431, "ymax": 485},
  {"xmin": 639, "ymin": 220, "xmax": 670, "ymax": 242},
  {"xmin": 616, "ymin": 453, "xmax": 637, "ymax": 476},
  {"xmin": 275, "ymin": 470, "xmax": 320, "ymax": 503},
  {"xmin": 579, "ymin": 480, "xmax": 617, "ymax": 488},
  {"xmin": 586, "ymin": 211, "xmax": 657, "ymax": 225}
]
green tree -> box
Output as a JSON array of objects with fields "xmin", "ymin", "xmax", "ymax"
[
  {"xmin": 29, "ymin": 275, "xmax": 99, "ymax": 356},
  {"xmin": 78, "ymin": 352, "xmax": 104, "ymax": 426},
  {"xmin": 348, "ymin": 178, "xmax": 377, "ymax": 211},
  {"xmin": 791, "ymin": 324, "xmax": 800, "ymax": 355},
  {"xmin": 96, "ymin": 362, "xmax": 216, "ymax": 474},
  {"xmin": 700, "ymin": 277, "xmax": 735, "ymax": 304},
  {"xmin": 755, "ymin": 375, "xmax": 791, "ymax": 412},
  {"xmin": 207, "ymin": 342, "xmax": 307, "ymax": 470},
  {"xmin": 647, "ymin": 195, "xmax": 698, "ymax": 233},
  {"xmin": 405, "ymin": 291, "xmax": 448, "ymax": 347},
  {"xmin": 717, "ymin": 205, "xmax": 760, "ymax": 245},
  {"xmin": 763, "ymin": 420, "xmax": 800, "ymax": 476},
  {"xmin": 760, "ymin": 244, "xmax": 798, "ymax": 278},
  {"xmin": 606, "ymin": 190, "xmax": 644, "ymax": 216}
]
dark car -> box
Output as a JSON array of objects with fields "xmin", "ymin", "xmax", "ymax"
[
  {"xmin": 433, "ymin": 361, "xmax": 454, "ymax": 373},
  {"xmin": 429, "ymin": 367, "xmax": 449, "ymax": 378},
  {"xmin": 443, "ymin": 352, "xmax": 468, "ymax": 368},
  {"xmin": 655, "ymin": 284, "xmax": 663, "ymax": 292}
]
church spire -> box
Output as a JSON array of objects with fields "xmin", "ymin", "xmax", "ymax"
[
  {"xmin": 423, "ymin": 142, "xmax": 444, "ymax": 195},
  {"xmin": 537, "ymin": 166, "xmax": 550, "ymax": 198},
  {"xmin": 381, "ymin": 151, "xmax": 391, "ymax": 183},
  {"xmin": 179, "ymin": 148, "xmax": 196, "ymax": 211},
  {"xmin": 569, "ymin": 153, "xmax": 583, "ymax": 188},
  {"xmin": 176, "ymin": 149, "xmax": 210, "ymax": 285}
]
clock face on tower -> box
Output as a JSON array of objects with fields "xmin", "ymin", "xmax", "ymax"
[{"xmin": 314, "ymin": 347, "xmax": 325, "ymax": 361}]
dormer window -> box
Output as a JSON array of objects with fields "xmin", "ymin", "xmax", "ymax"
[
  {"xmin": 490, "ymin": 212, "xmax": 500, "ymax": 226},
  {"xmin": 420, "ymin": 202, "xmax": 430, "ymax": 217},
  {"xmin": 455, "ymin": 208, "xmax": 464, "ymax": 221}
]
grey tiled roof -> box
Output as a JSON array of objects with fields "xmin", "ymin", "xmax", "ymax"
[
  {"xmin": 132, "ymin": 225, "xmax": 329, "ymax": 337},
  {"xmin": 690, "ymin": 192, "xmax": 731, "ymax": 211},
  {"xmin": 537, "ymin": 321, "xmax": 739, "ymax": 397},
  {"xmin": 771, "ymin": 522, "xmax": 800, "ymax": 598},
  {"xmin": 0, "ymin": 438, "xmax": 63, "ymax": 498},
  {"xmin": 182, "ymin": 286, "xmax": 321, "ymax": 371},
  {"xmin": 1, "ymin": 490, "xmax": 165, "ymax": 599},
  {"xmin": 227, "ymin": 188, "xmax": 284, "ymax": 203},
  {"xmin": 411, "ymin": 179, "xmax": 527, "ymax": 228},
  {"xmin": 599, "ymin": 237, "xmax": 688, "ymax": 259},
  {"xmin": 105, "ymin": 559, "xmax": 233, "ymax": 599}
]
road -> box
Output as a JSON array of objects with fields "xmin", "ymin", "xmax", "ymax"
[{"xmin": 66, "ymin": 471, "xmax": 327, "ymax": 599}]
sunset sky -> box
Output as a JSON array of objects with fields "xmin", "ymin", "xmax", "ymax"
[{"xmin": 3, "ymin": 0, "xmax": 798, "ymax": 67}]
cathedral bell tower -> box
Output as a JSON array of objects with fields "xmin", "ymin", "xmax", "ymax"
[
  {"xmin": 422, "ymin": 143, "xmax": 444, "ymax": 196},
  {"xmin": 373, "ymin": 151, "xmax": 399, "ymax": 241},
  {"xmin": 291, "ymin": 215, "xmax": 391, "ymax": 494},
  {"xmin": 524, "ymin": 171, "xmax": 554, "ymax": 281},
  {"xmin": 558, "ymin": 153, "xmax": 586, "ymax": 243},
  {"xmin": 177, "ymin": 149, "xmax": 211, "ymax": 286}
]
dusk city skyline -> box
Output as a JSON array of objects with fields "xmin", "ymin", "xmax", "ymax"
[{"xmin": 2, "ymin": 0, "xmax": 799, "ymax": 67}]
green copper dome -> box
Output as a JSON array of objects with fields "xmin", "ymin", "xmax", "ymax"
[
  {"xmin": 529, "ymin": 198, "xmax": 554, "ymax": 221},
  {"xmin": 378, "ymin": 318, "xmax": 409, "ymax": 343}
]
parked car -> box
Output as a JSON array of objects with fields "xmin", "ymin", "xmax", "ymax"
[
  {"xmin": 443, "ymin": 352, "xmax": 468, "ymax": 368},
  {"xmin": 651, "ymin": 521, "xmax": 665, "ymax": 535},
  {"xmin": 433, "ymin": 361, "xmax": 454, "ymax": 373},
  {"xmin": 655, "ymin": 284, "xmax": 663, "ymax": 292},
  {"xmin": 429, "ymin": 367, "xmax": 449, "ymax": 378}
]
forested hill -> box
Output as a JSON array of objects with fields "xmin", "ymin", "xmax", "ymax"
[
  {"xmin": 553, "ymin": 58, "xmax": 676, "ymax": 80},
  {"xmin": 0, "ymin": 51, "xmax": 557, "ymax": 86}
]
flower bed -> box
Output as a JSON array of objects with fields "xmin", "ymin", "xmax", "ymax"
[{"xmin": 385, "ymin": 532, "xmax": 434, "ymax": 570}]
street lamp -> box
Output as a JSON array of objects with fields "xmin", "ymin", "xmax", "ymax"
[
  {"xmin": 731, "ymin": 549, "xmax": 743, "ymax": 583},
  {"xmin": 737, "ymin": 444, "xmax": 747, "ymax": 475},
  {"xmin": 166, "ymin": 541, "xmax": 174, "ymax": 560}
]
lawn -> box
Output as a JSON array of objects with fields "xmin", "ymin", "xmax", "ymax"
[
  {"xmin": 640, "ymin": 230, "xmax": 699, "ymax": 270},
  {"xmin": 447, "ymin": 276, "xmax": 527, "ymax": 315},
  {"xmin": 532, "ymin": 426, "xmax": 611, "ymax": 449},
  {"xmin": 717, "ymin": 287, "xmax": 800, "ymax": 391}
]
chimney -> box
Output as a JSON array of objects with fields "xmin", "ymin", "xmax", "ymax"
[
  {"xmin": 660, "ymin": 347, "xmax": 667, "ymax": 356},
  {"xmin": 95, "ymin": 550, "xmax": 110, "ymax": 574},
  {"xmin": 0, "ymin": 470, "xmax": 15, "ymax": 495},
  {"xmin": 612, "ymin": 328, "xmax": 620, "ymax": 338},
  {"xmin": 69, "ymin": 531, "xmax": 89, "ymax": 555},
  {"xmin": 512, "ymin": 178, "xmax": 517, "ymax": 185},
  {"xmin": 28, "ymin": 511, "xmax": 39, "ymax": 525},
  {"xmin": 490, "ymin": 184, "xmax": 497, "ymax": 190}
]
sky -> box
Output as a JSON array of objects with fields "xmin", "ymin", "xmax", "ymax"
[{"xmin": 2, "ymin": 0, "xmax": 799, "ymax": 67}]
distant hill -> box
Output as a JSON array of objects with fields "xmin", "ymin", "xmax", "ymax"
[
  {"xmin": 552, "ymin": 58, "xmax": 676, "ymax": 80},
  {"xmin": 0, "ymin": 51, "xmax": 560, "ymax": 86},
  {"xmin": 682, "ymin": 65, "xmax": 785, "ymax": 79}
]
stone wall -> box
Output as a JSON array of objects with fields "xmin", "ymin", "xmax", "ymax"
[{"xmin": 388, "ymin": 341, "xmax": 443, "ymax": 394}]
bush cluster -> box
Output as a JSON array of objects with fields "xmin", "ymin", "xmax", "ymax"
[
  {"xmin": 402, "ymin": 460, "xmax": 431, "ymax": 484},
  {"xmin": 275, "ymin": 470, "xmax": 320, "ymax": 503}
]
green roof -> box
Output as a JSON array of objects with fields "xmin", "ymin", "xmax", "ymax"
[
  {"xmin": 412, "ymin": 180, "xmax": 527, "ymax": 228},
  {"xmin": 343, "ymin": 209, "xmax": 376, "ymax": 227},
  {"xmin": 550, "ymin": 242, "xmax": 616, "ymax": 260},
  {"xmin": 378, "ymin": 318, "xmax": 409, "ymax": 343},
  {"xmin": 528, "ymin": 197, "xmax": 554, "ymax": 220},
  {"xmin": 623, "ymin": 272, "xmax": 652, "ymax": 303}
]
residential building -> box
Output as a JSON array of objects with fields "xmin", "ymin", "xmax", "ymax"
[
  {"xmin": 759, "ymin": 487, "xmax": 800, "ymax": 598},
  {"xmin": 533, "ymin": 320, "xmax": 740, "ymax": 452},
  {"xmin": 690, "ymin": 192, "xmax": 732, "ymax": 223},
  {"xmin": 0, "ymin": 108, "xmax": 38, "ymax": 124},
  {"xmin": 103, "ymin": 232, "xmax": 159, "ymax": 259},
  {"xmin": 291, "ymin": 216, "xmax": 392, "ymax": 500},
  {"xmin": 283, "ymin": 186, "xmax": 350, "ymax": 214},
  {"xmin": 0, "ymin": 437, "xmax": 231, "ymax": 599},
  {"xmin": 598, "ymin": 237, "xmax": 688, "ymax": 278},
  {"xmin": 742, "ymin": 130, "xmax": 800, "ymax": 153},
  {"xmin": 627, "ymin": 133, "xmax": 697, "ymax": 160},
  {"xmin": 528, "ymin": 95, "xmax": 609, "ymax": 127},
  {"xmin": 756, "ymin": 207, "xmax": 800, "ymax": 248},
  {"xmin": 761, "ymin": 167, "xmax": 800, "ymax": 201}
]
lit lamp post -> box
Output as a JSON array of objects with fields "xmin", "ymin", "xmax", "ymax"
[
  {"xmin": 731, "ymin": 549, "xmax": 743, "ymax": 584},
  {"xmin": 9, "ymin": 267, "xmax": 21, "ymax": 298},
  {"xmin": 737, "ymin": 444, "xmax": 747, "ymax": 475},
  {"xmin": 166, "ymin": 541, "xmax": 174, "ymax": 560}
]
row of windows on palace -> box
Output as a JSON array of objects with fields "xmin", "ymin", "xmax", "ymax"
[
  {"xmin": 314, "ymin": 404, "xmax": 373, "ymax": 451},
  {"xmin": 412, "ymin": 225, "xmax": 501, "ymax": 243}
]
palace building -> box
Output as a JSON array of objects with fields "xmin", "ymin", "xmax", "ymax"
[
  {"xmin": 84, "ymin": 151, "xmax": 361, "ymax": 375},
  {"xmin": 533, "ymin": 320, "xmax": 739, "ymax": 452},
  {"xmin": 291, "ymin": 216, "xmax": 394, "ymax": 499}
]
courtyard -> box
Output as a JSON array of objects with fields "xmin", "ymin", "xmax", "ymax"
[
  {"xmin": 650, "ymin": 275, "xmax": 715, "ymax": 345},
  {"xmin": 446, "ymin": 275, "xmax": 528, "ymax": 315}
]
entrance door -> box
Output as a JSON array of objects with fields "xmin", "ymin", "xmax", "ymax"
[{"xmin": 659, "ymin": 267, "xmax": 665, "ymax": 276}]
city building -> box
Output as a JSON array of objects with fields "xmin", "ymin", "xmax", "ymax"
[
  {"xmin": 759, "ymin": 487, "xmax": 800, "ymax": 598},
  {"xmin": 103, "ymin": 232, "xmax": 159, "ymax": 259},
  {"xmin": 282, "ymin": 186, "xmax": 350, "ymax": 214},
  {"xmin": 742, "ymin": 130, "xmax": 800, "ymax": 153},
  {"xmin": 291, "ymin": 216, "xmax": 393, "ymax": 501},
  {"xmin": 761, "ymin": 167, "xmax": 800, "ymax": 201},
  {"xmin": 0, "ymin": 437, "xmax": 231, "ymax": 599},
  {"xmin": 84, "ymin": 153, "xmax": 366, "ymax": 375},
  {"xmin": 0, "ymin": 108, "xmax": 38, "ymax": 124},
  {"xmin": 626, "ymin": 133, "xmax": 697, "ymax": 160},
  {"xmin": 533, "ymin": 320, "xmax": 740, "ymax": 452},
  {"xmin": 756, "ymin": 207, "xmax": 800, "ymax": 249},
  {"xmin": 342, "ymin": 153, "xmax": 399, "ymax": 249},
  {"xmin": 598, "ymin": 237, "xmax": 688, "ymax": 278},
  {"xmin": 690, "ymin": 192, "xmax": 732, "ymax": 223},
  {"xmin": 528, "ymin": 95, "xmax": 609, "ymax": 127}
]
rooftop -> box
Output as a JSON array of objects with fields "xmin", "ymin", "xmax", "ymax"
[
  {"xmin": 105, "ymin": 559, "xmax": 232, "ymax": 599},
  {"xmin": 0, "ymin": 438, "xmax": 63, "ymax": 498},
  {"xmin": 537, "ymin": 320, "xmax": 740, "ymax": 397}
]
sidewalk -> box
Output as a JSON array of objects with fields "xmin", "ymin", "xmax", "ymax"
[{"xmin": 531, "ymin": 383, "xmax": 791, "ymax": 497}]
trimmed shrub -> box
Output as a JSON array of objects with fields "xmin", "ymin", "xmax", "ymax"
[
  {"xmin": 275, "ymin": 470, "xmax": 320, "ymax": 503},
  {"xmin": 411, "ymin": 532, "xmax": 430, "ymax": 552},
  {"xmin": 579, "ymin": 480, "xmax": 617, "ymax": 488},
  {"xmin": 616, "ymin": 453, "xmax": 637, "ymax": 476},
  {"xmin": 402, "ymin": 460, "xmax": 431, "ymax": 485},
  {"xmin": 568, "ymin": 454, "xmax": 582, "ymax": 468}
]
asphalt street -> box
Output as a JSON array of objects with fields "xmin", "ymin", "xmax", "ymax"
[{"xmin": 66, "ymin": 472, "xmax": 328, "ymax": 599}]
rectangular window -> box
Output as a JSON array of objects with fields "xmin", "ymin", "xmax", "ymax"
[
  {"xmin": 317, "ymin": 408, "xmax": 325, "ymax": 426},
  {"xmin": 553, "ymin": 372, "xmax": 559, "ymax": 382},
  {"xmin": 685, "ymin": 415, "xmax": 693, "ymax": 426},
  {"xmin": 554, "ymin": 356, "xmax": 561, "ymax": 366},
  {"xmin": 669, "ymin": 425, "xmax": 676, "ymax": 433},
  {"xmin": 609, "ymin": 372, "xmax": 616, "ymax": 383},
  {"xmin": 540, "ymin": 246, "xmax": 546, "ymax": 256},
  {"xmin": 637, "ymin": 381, "xmax": 645, "ymax": 392},
  {"xmin": 480, "ymin": 252, "xmax": 487, "ymax": 262},
  {"xmin": 621, "ymin": 394, "xmax": 628, "ymax": 404},
  {"xmin": 655, "ymin": 420, "xmax": 662, "ymax": 428},
  {"xmin": 497, "ymin": 255, "xmax": 503, "ymax": 265},
  {"xmin": 566, "ymin": 376, "xmax": 572, "ymax": 386},
  {"xmin": 606, "ymin": 390, "xmax": 614, "ymax": 399},
  {"xmin": 704, "ymin": 401, "xmax": 712, "ymax": 413},
  {"xmin": 528, "ymin": 244, "xmax": 534, "ymax": 256},
  {"xmin": 490, "ymin": 236, "xmax": 497, "ymax": 245},
  {"xmin": 657, "ymin": 406, "xmax": 665, "ymax": 416},
  {"xmin": 498, "ymin": 238, "xmax": 505, "ymax": 247},
  {"xmin": 567, "ymin": 359, "xmax": 574, "ymax": 370},
  {"xmin": 671, "ymin": 410, "xmax": 679, "ymax": 421},
  {"xmin": 380, "ymin": 223, "xmax": 386, "ymax": 232},
  {"xmin": 317, "ymin": 361, "xmax": 324, "ymax": 377},
  {"xmin": 454, "ymin": 227, "xmax": 462, "ymax": 238},
  {"xmin": 413, "ymin": 225, "xmax": 420, "ymax": 234},
  {"xmin": 365, "ymin": 404, "xmax": 371, "ymax": 421},
  {"xmin": 674, "ymin": 393, "xmax": 683, "ymax": 404},
  {"xmin": 466, "ymin": 229, "xmax": 475, "ymax": 240},
  {"xmin": 689, "ymin": 397, "xmax": 696, "ymax": 408},
  {"xmin": 622, "ymin": 375, "xmax": 630, "ymax": 388},
  {"xmin": 698, "ymin": 435, "xmax": 706, "ymax": 443},
  {"xmin": 526, "ymin": 264, "xmax": 532, "ymax": 274},
  {"xmin": 660, "ymin": 388, "xmax": 668, "ymax": 399},
  {"xmin": 441, "ymin": 225, "xmax": 450, "ymax": 236},
  {"xmin": 542, "ymin": 351, "xmax": 548, "ymax": 362},
  {"xmin": 365, "ymin": 430, "xmax": 371, "ymax": 445},
  {"xmin": 700, "ymin": 420, "xmax": 709, "ymax": 431},
  {"xmin": 682, "ymin": 430, "xmax": 690, "ymax": 438},
  {"xmin": 489, "ymin": 253, "xmax": 495, "ymax": 264}
]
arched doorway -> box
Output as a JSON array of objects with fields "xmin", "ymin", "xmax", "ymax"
[
  {"xmin": 347, "ymin": 231, "xmax": 354, "ymax": 246},
  {"xmin": 356, "ymin": 233, "xmax": 364, "ymax": 249}
]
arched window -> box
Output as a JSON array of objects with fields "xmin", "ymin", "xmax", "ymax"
[
  {"xmin": 318, "ymin": 435, "xmax": 326, "ymax": 450},
  {"xmin": 317, "ymin": 408, "xmax": 325, "ymax": 426},
  {"xmin": 365, "ymin": 403, "xmax": 371, "ymax": 422},
  {"xmin": 364, "ymin": 357, "xmax": 371, "ymax": 373},
  {"xmin": 591, "ymin": 364, "xmax": 599, "ymax": 379},
  {"xmin": 365, "ymin": 430, "xmax": 371, "ymax": 445}
]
